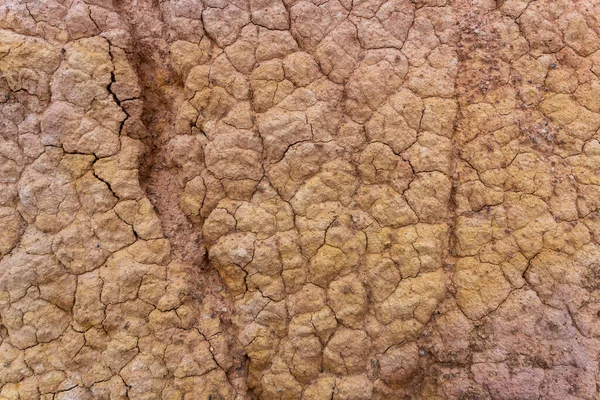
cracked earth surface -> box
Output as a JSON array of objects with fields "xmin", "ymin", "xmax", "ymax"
[{"xmin": 1, "ymin": 0, "xmax": 600, "ymax": 398}]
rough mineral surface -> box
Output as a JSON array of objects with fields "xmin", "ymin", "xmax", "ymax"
[{"xmin": 1, "ymin": 0, "xmax": 600, "ymax": 398}]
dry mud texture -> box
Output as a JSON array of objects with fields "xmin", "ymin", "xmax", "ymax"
[{"xmin": 2, "ymin": 0, "xmax": 600, "ymax": 399}]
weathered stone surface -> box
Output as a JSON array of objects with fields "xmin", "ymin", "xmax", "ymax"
[{"xmin": 2, "ymin": 0, "xmax": 600, "ymax": 398}]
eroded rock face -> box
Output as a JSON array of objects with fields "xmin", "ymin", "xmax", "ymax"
[{"xmin": 1, "ymin": 0, "xmax": 600, "ymax": 398}]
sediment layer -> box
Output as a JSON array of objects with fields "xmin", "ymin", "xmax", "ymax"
[{"xmin": 1, "ymin": 0, "xmax": 600, "ymax": 398}]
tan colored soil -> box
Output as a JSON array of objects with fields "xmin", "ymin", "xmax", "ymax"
[{"xmin": 1, "ymin": 0, "xmax": 600, "ymax": 398}]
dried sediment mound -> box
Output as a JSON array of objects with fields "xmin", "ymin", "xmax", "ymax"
[{"xmin": 2, "ymin": 0, "xmax": 600, "ymax": 398}]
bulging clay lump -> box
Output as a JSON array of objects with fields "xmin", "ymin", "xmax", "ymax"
[{"xmin": 1, "ymin": 0, "xmax": 600, "ymax": 398}]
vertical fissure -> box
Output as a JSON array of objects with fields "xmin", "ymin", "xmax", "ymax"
[{"xmin": 110, "ymin": 0, "xmax": 249, "ymax": 395}]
